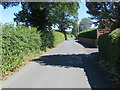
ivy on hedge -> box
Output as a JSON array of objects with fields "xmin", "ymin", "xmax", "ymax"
[{"xmin": 98, "ymin": 28, "xmax": 120, "ymax": 74}]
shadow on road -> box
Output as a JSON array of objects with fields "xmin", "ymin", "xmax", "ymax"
[
  {"xmin": 76, "ymin": 40, "xmax": 96, "ymax": 48},
  {"xmin": 33, "ymin": 52, "xmax": 113, "ymax": 88}
]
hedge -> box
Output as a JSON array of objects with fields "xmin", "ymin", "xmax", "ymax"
[
  {"xmin": 98, "ymin": 28, "xmax": 120, "ymax": 74},
  {"xmin": 53, "ymin": 31, "xmax": 65, "ymax": 46},
  {"xmin": 78, "ymin": 28, "xmax": 98, "ymax": 39},
  {"xmin": 1, "ymin": 24, "xmax": 64, "ymax": 78}
]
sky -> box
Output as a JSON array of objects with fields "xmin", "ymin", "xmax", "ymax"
[
  {"xmin": 0, "ymin": 2, "xmax": 94, "ymax": 29},
  {"xmin": 0, "ymin": 4, "xmax": 22, "ymax": 24},
  {"xmin": 78, "ymin": 2, "xmax": 91, "ymax": 23}
]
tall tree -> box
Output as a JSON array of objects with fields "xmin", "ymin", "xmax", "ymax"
[
  {"xmin": 49, "ymin": 2, "xmax": 79, "ymax": 40},
  {"xmin": 14, "ymin": 2, "xmax": 54, "ymax": 30},
  {"xmin": 1, "ymin": 2, "xmax": 53, "ymax": 30},
  {"xmin": 1, "ymin": 2, "xmax": 80, "ymax": 40},
  {"xmin": 72, "ymin": 21, "xmax": 78, "ymax": 37},
  {"xmin": 79, "ymin": 18, "xmax": 92, "ymax": 31},
  {"xmin": 86, "ymin": 2, "xmax": 120, "ymax": 30}
]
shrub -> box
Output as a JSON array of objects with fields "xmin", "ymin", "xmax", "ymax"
[
  {"xmin": 40, "ymin": 30, "xmax": 54, "ymax": 51},
  {"xmin": 98, "ymin": 28, "xmax": 120, "ymax": 74},
  {"xmin": 52, "ymin": 31, "xmax": 65, "ymax": 46},
  {"xmin": 40, "ymin": 30, "xmax": 64, "ymax": 51},
  {"xmin": 1, "ymin": 24, "xmax": 41, "ymax": 77},
  {"xmin": 78, "ymin": 28, "xmax": 98, "ymax": 39},
  {"xmin": 1, "ymin": 24, "xmax": 65, "ymax": 78}
]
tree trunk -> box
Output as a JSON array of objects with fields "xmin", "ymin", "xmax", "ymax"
[
  {"xmin": 63, "ymin": 31, "xmax": 67, "ymax": 40},
  {"xmin": 59, "ymin": 24, "xmax": 67, "ymax": 40}
]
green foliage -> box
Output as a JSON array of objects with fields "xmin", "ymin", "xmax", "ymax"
[
  {"xmin": 79, "ymin": 18, "xmax": 93, "ymax": 31},
  {"xmin": 40, "ymin": 30, "xmax": 54, "ymax": 51},
  {"xmin": 50, "ymin": 2, "xmax": 80, "ymax": 40},
  {"xmin": 98, "ymin": 28, "xmax": 120, "ymax": 74},
  {"xmin": 40, "ymin": 30, "xmax": 64, "ymax": 51},
  {"xmin": 72, "ymin": 22, "xmax": 78, "ymax": 37},
  {"xmin": 86, "ymin": 2, "xmax": 120, "ymax": 30},
  {"xmin": 0, "ymin": 23, "xmax": 2, "ymax": 64},
  {"xmin": 1, "ymin": 24, "xmax": 41, "ymax": 77},
  {"xmin": 78, "ymin": 28, "xmax": 98, "ymax": 39},
  {"xmin": 67, "ymin": 34, "xmax": 72, "ymax": 38},
  {"xmin": 13, "ymin": 2, "xmax": 52, "ymax": 30},
  {"xmin": 1, "ymin": 24, "xmax": 64, "ymax": 78},
  {"xmin": 1, "ymin": 2, "xmax": 19, "ymax": 9},
  {"xmin": 52, "ymin": 31, "xmax": 65, "ymax": 46},
  {"xmin": 1, "ymin": 2, "xmax": 80, "ymax": 40}
]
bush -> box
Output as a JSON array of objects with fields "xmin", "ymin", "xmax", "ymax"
[
  {"xmin": 1, "ymin": 24, "xmax": 65, "ymax": 78},
  {"xmin": 78, "ymin": 28, "xmax": 98, "ymax": 39},
  {"xmin": 98, "ymin": 28, "xmax": 120, "ymax": 74},
  {"xmin": 52, "ymin": 31, "xmax": 65, "ymax": 46},
  {"xmin": 40, "ymin": 30, "xmax": 54, "ymax": 51},
  {"xmin": 40, "ymin": 30, "xmax": 65, "ymax": 51},
  {"xmin": 1, "ymin": 24, "xmax": 41, "ymax": 77}
]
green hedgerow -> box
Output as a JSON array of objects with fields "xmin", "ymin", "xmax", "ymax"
[
  {"xmin": 1, "ymin": 23, "xmax": 65, "ymax": 78},
  {"xmin": 1, "ymin": 24, "xmax": 41, "ymax": 77},
  {"xmin": 78, "ymin": 28, "xmax": 98, "ymax": 39},
  {"xmin": 98, "ymin": 28, "xmax": 120, "ymax": 74}
]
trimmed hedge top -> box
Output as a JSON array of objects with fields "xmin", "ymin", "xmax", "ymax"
[{"xmin": 78, "ymin": 28, "xmax": 98, "ymax": 39}]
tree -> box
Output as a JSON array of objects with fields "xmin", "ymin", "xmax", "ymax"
[
  {"xmin": 71, "ymin": 21, "xmax": 78, "ymax": 37},
  {"xmin": 79, "ymin": 18, "xmax": 92, "ymax": 31},
  {"xmin": 86, "ymin": 2, "xmax": 120, "ymax": 30},
  {"xmin": 1, "ymin": 2, "xmax": 53, "ymax": 30},
  {"xmin": 14, "ymin": 2, "xmax": 54, "ymax": 30},
  {"xmin": 1, "ymin": 2, "xmax": 80, "ymax": 40},
  {"xmin": 49, "ymin": 2, "xmax": 80, "ymax": 40}
]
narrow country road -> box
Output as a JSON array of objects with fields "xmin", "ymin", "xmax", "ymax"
[{"xmin": 2, "ymin": 38, "xmax": 112, "ymax": 88}]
